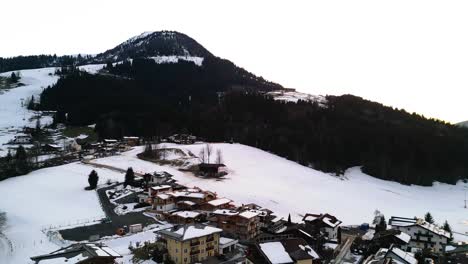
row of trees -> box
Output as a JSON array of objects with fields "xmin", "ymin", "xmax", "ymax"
[
  {"xmin": 0, "ymin": 146, "xmax": 33, "ymax": 180},
  {"xmin": 198, "ymin": 143, "xmax": 223, "ymax": 164},
  {"xmin": 85, "ymin": 167, "xmax": 136, "ymax": 190}
]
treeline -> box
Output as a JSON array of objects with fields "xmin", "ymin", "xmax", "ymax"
[
  {"xmin": 37, "ymin": 60, "xmax": 468, "ymax": 186},
  {"xmin": 0, "ymin": 54, "xmax": 92, "ymax": 73}
]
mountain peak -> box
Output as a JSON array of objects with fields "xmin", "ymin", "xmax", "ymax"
[{"xmin": 92, "ymin": 30, "xmax": 213, "ymax": 63}]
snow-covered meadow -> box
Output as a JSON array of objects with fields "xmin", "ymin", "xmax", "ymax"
[
  {"xmin": 0, "ymin": 162, "xmax": 125, "ymax": 263},
  {"xmin": 94, "ymin": 143, "xmax": 468, "ymax": 240},
  {"xmin": 0, "ymin": 68, "xmax": 58, "ymax": 156}
]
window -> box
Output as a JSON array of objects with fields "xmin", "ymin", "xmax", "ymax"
[
  {"xmin": 184, "ymin": 258, "xmax": 187, "ymax": 262},
  {"xmin": 176, "ymin": 249, "xmax": 178, "ymax": 253},
  {"xmin": 184, "ymin": 249, "xmax": 187, "ymax": 253}
]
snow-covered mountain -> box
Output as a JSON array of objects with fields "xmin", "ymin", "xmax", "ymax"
[{"xmin": 90, "ymin": 31, "xmax": 214, "ymax": 63}]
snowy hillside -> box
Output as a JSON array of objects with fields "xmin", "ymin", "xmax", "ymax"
[
  {"xmin": 0, "ymin": 68, "xmax": 58, "ymax": 156},
  {"xmin": 94, "ymin": 144, "xmax": 468, "ymax": 239},
  {"xmin": 0, "ymin": 163, "xmax": 124, "ymax": 263}
]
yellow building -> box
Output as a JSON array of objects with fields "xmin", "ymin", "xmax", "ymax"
[{"xmin": 158, "ymin": 224, "xmax": 222, "ymax": 264}]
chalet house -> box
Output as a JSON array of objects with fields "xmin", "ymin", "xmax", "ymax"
[
  {"xmin": 363, "ymin": 244, "xmax": 418, "ymax": 264},
  {"xmin": 303, "ymin": 213, "xmax": 342, "ymax": 241},
  {"xmin": 198, "ymin": 198, "xmax": 233, "ymax": 212},
  {"xmin": 150, "ymin": 187, "xmax": 216, "ymax": 212},
  {"xmin": 389, "ymin": 216, "xmax": 450, "ymax": 253},
  {"xmin": 148, "ymin": 171, "xmax": 172, "ymax": 185},
  {"xmin": 209, "ymin": 209, "xmax": 261, "ymax": 240},
  {"xmin": 168, "ymin": 211, "xmax": 202, "ymax": 225},
  {"xmin": 371, "ymin": 229, "xmax": 411, "ymax": 250},
  {"xmin": 157, "ymin": 224, "xmax": 222, "ymax": 264},
  {"xmin": 103, "ymin": 139, "xmax": 118, "ymax": 148},
  {"xmin": 167, "ymin": 134, "xmax": 197, "ymax": 144},
  {"xmin": 149, "ymin": 185, "xmax": 173, "ymax": 197},
  {"xmin": 177, "ymin": 200, "xmax": 197, "ymax": 211},
  {"xmin": 247, "ymin": 238, "xmax": 320, "ymax": 264},
  {"xmin": 152, "ymin": 192, "xmax": 176, "ymax": 212},
  {"xmin": 198, "ymin": 163, "xmax": 227, "ymax": 177},
  {"xmin": 123, "ymin": 136, "xmax": 140, "ymax": 146},
  {"xmin": 30, "ymin": 243, "xmax": 121, "ymax": 264},
  {"xmin": 41, "ymin": 143, "xmax": 62, "ymax": 153}
]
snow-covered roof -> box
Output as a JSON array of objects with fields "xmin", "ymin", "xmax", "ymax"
[
  {"xmin": 168, "ymin": 190, "xmax": 205, "ymax": 199},
  {"xmin": 207, "ymin": 198, "xmax": 232, "ymax": 206},
  {"xmin": 213, "ymin": 209, "xmax": 239, "ymax": 216},
  {"xmin": 389, "ymin": 246, "xmax": 417, "ymax": 264},
  {"xmin": 178, "ymin": 200, "xmax": 196, "ymax": 206},
  {"xmin": 239, "ymin": 210, "xmax": 260, "ymax": 219},
  {"xmin": 157, "ymin": 193, "xmax": 171, "ymax": 200},
  {"xmin": 299, "ymin": 244, "xmax": 320, "ymax": 259},
  {"xmin": 151, "ymin": 185, "xmax": 172, "ymax": 191},
  {"xmin": 322, "ymin": 215, "xmax": 342, "ymax": 228},
  {"xmin": 158, "ymin": 225, "xmax": 222, "ymax": 241},
  {"xmin": 172, "ymin": 211, "xmax": 200, "ymax": 219},
  {"xmin": 389, "ymin": 217, "xmax": 451, "ymax": 238},
  {"xmin": 259, "ymin": 242, "xmax": 294, "ymax": 264},
  {"xmin": 395, "ymin": 231, "xmax": 411, "ymax": 243}
]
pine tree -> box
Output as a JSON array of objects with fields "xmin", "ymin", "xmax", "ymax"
[
  {"xmin": 124, "ymin": 167, "xmax": 135, "ymax": 187},
  {"xmin": 14, "ymin": 146, "xmax": 30, "ymax": 174},
  {"xmin": 442, "ymin": 220, "xmax": 453, "ymax": 240},
  {"xmin": 88, "ymin": 170, "xmax": 99, "ymax": 189},
  {"xmin": 287, "ymin": 213, "xmax": 291, "ymax": 224},
  {"xmin": 424, "ymin": 212, "xmax": 434, "ymax": 224},
  {"xmin": 10, "ymin": 72, "xmax": 18, "ymax": 83}
]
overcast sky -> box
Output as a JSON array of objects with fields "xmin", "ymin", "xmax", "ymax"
[{"xmin": 1, "ymin": 0, "xmax": 467, "ymax": 123}]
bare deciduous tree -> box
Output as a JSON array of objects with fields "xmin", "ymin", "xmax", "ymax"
[
  {"xmin": 215, "ymin": 149, "xmax": 223, "ymax": 164},
  {"xmin": 205, "ymin": 144, "xmax": 213, "ymax": 163},
  {"xmin": 198, "ymin": 148, "xmax": 206, "ymax": 163}
]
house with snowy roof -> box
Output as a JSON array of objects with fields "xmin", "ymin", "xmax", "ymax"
[
  {"xmin": 371, "ymin": 229, "xmax": 411, "ymax": 251},
  {"xmin": 199, "ymin": 197, "xmax": 233, "ymax": 211},
  {"xmin": 363, "ymin": 244, "xmax": 418, "ymax": 264},
  {"xmin": 168, "ymin": 211, "xmax": 202, "ymax": 225},
  {"xmin": 302, "ymin": 213, "xmax": 342, "ymax": 241},
  {"xmin": 30, "ymin": 243, "xmax": 121, "ymax": 263},
  {"xmin": 209, "ymin": 209, "xmax": 261, "ymax": 240},
  {"xmin": 246, "ymin": 238, "xmax": 320, "ymax": 264},
  {"xmin": 157, "ymin": 224, "xmax": 222, "ymax": 264},
  {"xmin": 388, "ymin": 216, "xmax": 450, "ymax": 253}
]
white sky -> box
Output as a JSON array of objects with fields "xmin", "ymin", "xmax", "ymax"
[{"xmin": 1, "ymin": 0, "xmax": 468, "ymax": 123}]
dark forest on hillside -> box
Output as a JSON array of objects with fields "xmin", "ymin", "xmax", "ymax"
[{"xmin": 38, "ymin": 59, "xmax": 468, "ymax": 186}]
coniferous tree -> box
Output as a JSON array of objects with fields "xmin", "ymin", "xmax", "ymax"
[
  {"xmin": 88, "ymin": 170, "xmax": 99, "ymax": 189},
  {"xmin": 124, "ymin": 167, "xmax": 135, "ymax": 187},
  {"xmin": 10, "ymin": 72, "xmax": 18, "ymax": 83},
  {"xmin": 287, "ymin": 213, "xmax": 291, "ymax": 224},
  {"xmin": 442, "ymin": 220, "xmax": 453, "ymax": 240},
  {"xmin": 424, "ymin": 212, "xmax": 434, "ymax": 224},
  {"xmin": 14, "ymin": 145, "xmax": 30, "ymax": 175}
]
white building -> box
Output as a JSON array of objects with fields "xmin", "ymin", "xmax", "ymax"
[{"xmin": 389, "ymin": 216, "xmax": 450, "ymax": 253}]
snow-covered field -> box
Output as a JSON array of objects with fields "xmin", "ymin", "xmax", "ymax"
[
  {"xmin": 0, "ymin": 68, "xmax": 58, "ymax": 156},
  {"xmin": 95, "ymin": 143, "xmax": 468, "ymax": 240},
  {"xmin": 0, "ymin": 163, "xmax": 125, "ymax": 263}
]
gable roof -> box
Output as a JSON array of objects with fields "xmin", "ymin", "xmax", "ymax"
[
  {"xmin": 30, "ymin": 243, "xmax": 121, "ymax": 263},
  {"xmin": 303, "ymin": 213, "xmax": 342, "ymax": 228},
  {"xmin": 389, "ymin": 216, "xmax": 450, "ymax": 238},
  {"xmin": 157, "ymin": 224, "xmax": 222, "ymax": 241}
]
